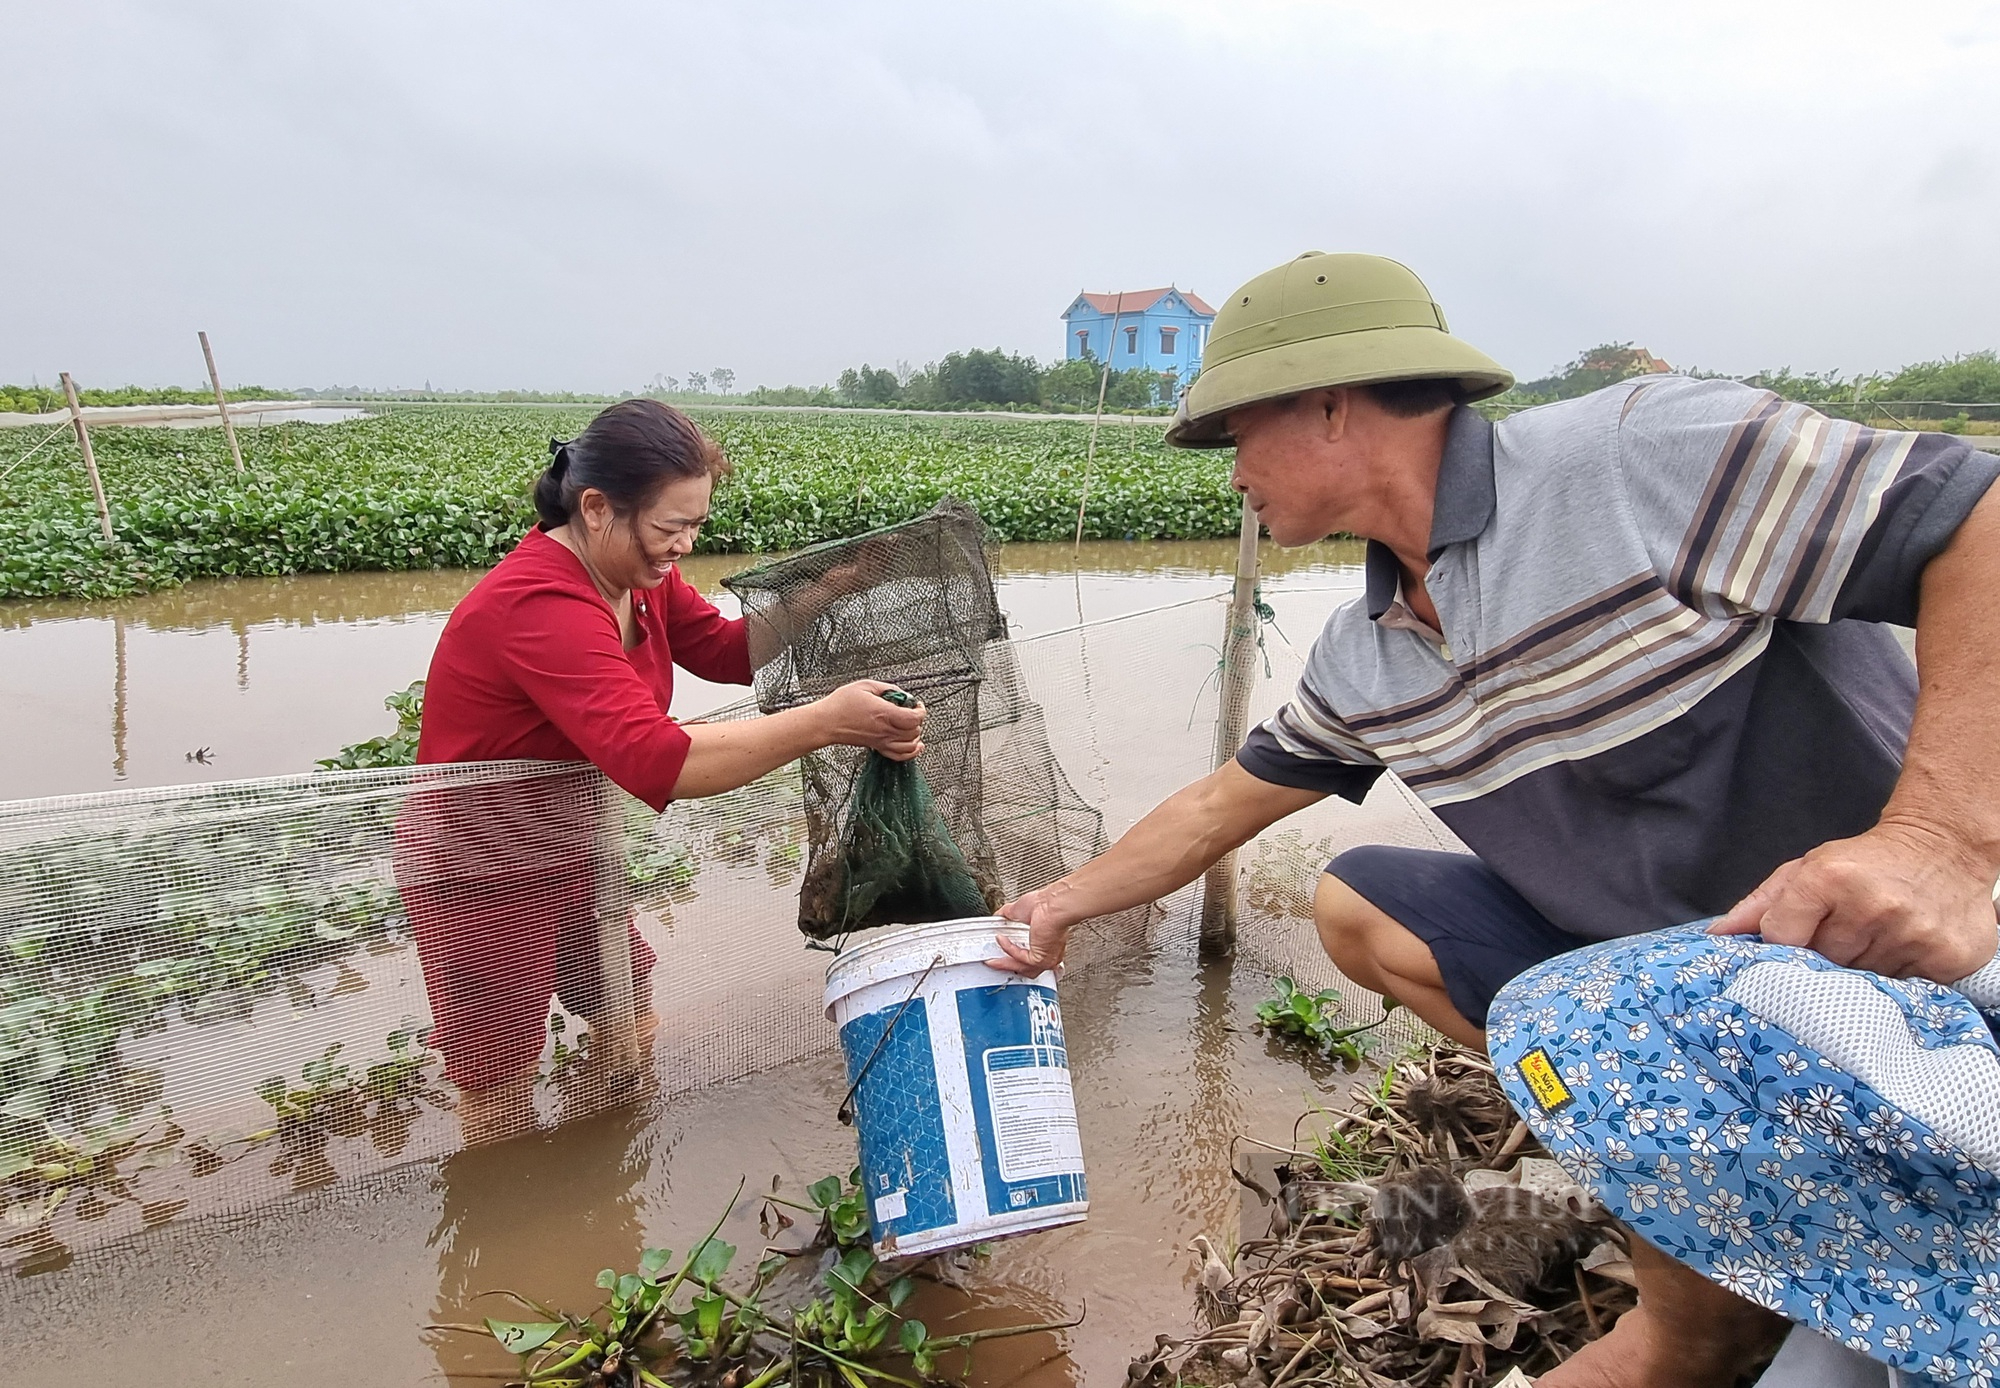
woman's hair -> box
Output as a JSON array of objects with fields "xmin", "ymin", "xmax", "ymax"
[{"xmin": 532, "ymin": 399, "xmax": 730, "ymax": 530}]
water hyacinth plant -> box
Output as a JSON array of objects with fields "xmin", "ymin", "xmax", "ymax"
[
  {"xmin": 316, "ymin": 680, "xmax": 426, "ymax": 770},
  {"xmin": 0, "ymin": 407, "xmax": 1236, "ymax": 600},
  {"xmin": 759, "ymin": 1168, "xmax": 871, "ymax": 1249},
  {"xmin": 440, "ymin": 1176, "xmax": 1081, "ymax": 1387},
  {"xmin": 1253, "ymin": 977, "xmax": 1399, "ymax": 1068}
]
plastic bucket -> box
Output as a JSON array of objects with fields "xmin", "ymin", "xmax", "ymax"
[{"xmin": 824, "ymin": 916, "xmax": 1088, "ymax": 1257}]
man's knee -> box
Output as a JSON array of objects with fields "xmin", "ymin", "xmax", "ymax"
[
  {"xmin": 1312, "ymin": 853, "xmax": 1485, "ymax": 1047},
  {"xmin": 1314, "ymin": 863, "xmax": 1393, "ymax": 989}
]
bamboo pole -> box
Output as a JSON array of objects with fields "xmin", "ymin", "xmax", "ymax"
[
  {"xmin": 59, "ymin": 373, "xmax": 115, "ymax": 543},
  {"xmin": 199, "ymin": 331, "xmax": 245, "ymax": 474},
  {"xmin": 1198, "ymin": 494, "xmax": 1262, "ymax": 954},
  {"xmin": 1073, "ymin": 306, "xmax": 1127, "ymax": 547},
  {"xmin": 1073, "ymin": 362, "xmax": 1112, "ymax": 547}
]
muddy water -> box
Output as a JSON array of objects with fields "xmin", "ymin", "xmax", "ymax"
[
  {"xmin": 6, "ymin": 942, "xmax": 1361, "ymax": 1388},
  {"xmin": 0, "ymin": 539, "xmax": 1363, "ymax": 799},
  {"xmin": 1, "ymin": 538, "xmax": 1372, "ymax": 1384}
]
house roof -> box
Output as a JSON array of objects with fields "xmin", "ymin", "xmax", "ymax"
[
  {"xmin": 1580, "ymin": 346, "xmax": 1673, "ymax": 375},
  {"xmin": 1071, "ymin": 287, "xmax": 1216, "ymax": 318}
]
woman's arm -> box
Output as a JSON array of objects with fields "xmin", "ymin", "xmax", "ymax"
[
  {"xmin": 673, "ymin": 680, "xmax": 925, "ymax": 798},
  {"xmin": 502, "ymin": 588, "xmax": 922, "ymax": 809},
  {"xmin": 662, "ymin": 560, "xmax": 881, "ymax": 681}
]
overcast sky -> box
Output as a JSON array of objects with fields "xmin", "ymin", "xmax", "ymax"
[{"xmin": 7, "ymin": 1, "xmax": 1997, "ymax": 393}]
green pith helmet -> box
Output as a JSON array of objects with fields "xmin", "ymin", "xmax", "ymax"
[{"xmin": 1167, "ymin": 252, "xmax": 1513, "ymax": 448}]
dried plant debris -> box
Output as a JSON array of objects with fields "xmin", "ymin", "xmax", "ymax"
[{"xmin": 1133, "ymin": 1046, "xmax": 1637, "ymax": 1388}]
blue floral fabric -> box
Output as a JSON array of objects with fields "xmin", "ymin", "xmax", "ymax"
[{"xmin": 1489, "ymin": 924, "xmax": 2000, "ymax": 1388}]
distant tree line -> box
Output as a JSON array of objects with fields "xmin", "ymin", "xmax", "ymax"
[
  {"xmin": 742, "ymin": 348, "xmax": 1185, "ymax": 414},
  {"xmin": 1499, "ymin": 344, "xmax": 2000, "ymax": 430},
  {"xmin": 16, "ymin": 345, "xmax": 1989, "ymax": 429},
  {"xmin": 296, "ymin": 387, "xmax": 624, "ymax": 404},
  {"xmin": 646, "ymin": 368, "xmax": 737, "ymax": 398},
  {"xmin": 751, "ymin": 342, "xmax": 1998, "ymax": 426}
]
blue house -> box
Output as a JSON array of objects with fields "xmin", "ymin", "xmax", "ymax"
[{"xmin": 1061, "ymin": 287, "xmax": 1217, "ymax": 383}]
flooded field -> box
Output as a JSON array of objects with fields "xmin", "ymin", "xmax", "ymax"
[
  {"xmin": 0, "ymin": 535, "xmax": 1417, "ymax": 1387},
  {"xmin": 0, "ymin": 538, "xmax": 1364, "ymax": 799},
  {"xmin": 4, "ymin": 938, "xmax": 1361, "ymax": 1388}
]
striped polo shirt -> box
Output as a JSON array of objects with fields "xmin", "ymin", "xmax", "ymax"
[{"xmin": 1238, "ymin": 377, "xmax": 2000, "ymax": 941}]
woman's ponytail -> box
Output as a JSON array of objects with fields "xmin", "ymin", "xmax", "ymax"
[{"xmin": 532, "ymin": 438, "xmax": 575, "ymax": 529}]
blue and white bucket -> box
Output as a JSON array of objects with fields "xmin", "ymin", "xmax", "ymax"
[{"xmin": 824, "ymin": 916, "xmax": 1089, "ymax": 1257}]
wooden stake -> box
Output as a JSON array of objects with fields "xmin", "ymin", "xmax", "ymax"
[
  {"xmin": 1074, "ymin": 352, "xmax": 1113, "ymax": 545},
  {"xmin": 1073, "ymin": 306, "xmax": 1127, "ymax": 547},
  {"xmin": 1199, "ymin": 494, "xmax": 1262, "ymax": 954},
  {"xmin": 199, "ymin": 331, "xmax": 246, "ymax": 474},
  {"xmin": 60, "ymin": 372, "xmax": 116, "ymax": 543}
]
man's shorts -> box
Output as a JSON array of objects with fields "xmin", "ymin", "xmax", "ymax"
[{"xmin": 1325, "ymin": 845, "xmax": 1589, "ymax": 1028}]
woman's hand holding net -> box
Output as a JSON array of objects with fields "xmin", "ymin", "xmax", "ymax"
[{"xmin": 812, "ymin": 680, "xmax": 926, "ymax": 760}]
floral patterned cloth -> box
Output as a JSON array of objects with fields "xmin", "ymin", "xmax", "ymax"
[{"xmin": 1489, "ymin": 924, "xmax": 2000, "ymax": 1388}]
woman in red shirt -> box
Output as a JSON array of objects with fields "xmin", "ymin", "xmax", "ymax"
[{"xmin": 398, "ymin": 400, "xmax": 921, "ymax": 1143}]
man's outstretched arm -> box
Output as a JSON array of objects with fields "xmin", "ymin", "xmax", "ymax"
[
  {"xmin": 991, "ymin": 761, "xmax": 1325, "ymax": 973},
  {"xmin": 1714, "ymin": 485, "xmax": 2000, "ymax": 980}
]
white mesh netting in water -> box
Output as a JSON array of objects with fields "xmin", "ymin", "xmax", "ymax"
[{"xmin": 0, "ymin": 581, "xmax": 1453, "ymax": 1277}]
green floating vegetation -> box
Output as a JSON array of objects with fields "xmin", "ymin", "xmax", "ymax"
[
  {"xmin": 253, "ymin": 1026, "xmax": 450, "ymax": 1166},
  {"xmin": 0, "ymin": 383, "xmax": 296, "ymax": 414},
  {"xmin": 439, "ymin": 1175, "xmax": 1078, "ymax": 1387},
  {"xmin": 0, "ymin": 405, "xmax": 1239, "ymax": 600},
  {"xmin": 1253, "ymin": 976, "xmax": 1399, "ymax": 1069},
  {"xmin": 0, "ymin": 746, "xmax": 482, "ymax": 1262},
  {"xmin": 2, "ymin": 794, "xmax": 408, "ymax": 1127},
  {"xmin": 317, "ymin": 680, "xmax": 426, "ymax": 770},
  {"xmin": 758, "ymin": 1167, "xmax": 873, "ymax": 1250}
]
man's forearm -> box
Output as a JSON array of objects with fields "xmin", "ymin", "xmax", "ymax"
[
  {"xmin": 1886, "ymin": 485, "xmax": 2000, "ymax": 876},
  {"xmin": 1039, "ymin": 761, "xmax": 1324, "ymax": 926}
]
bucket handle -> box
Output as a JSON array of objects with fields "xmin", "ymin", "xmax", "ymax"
[{"xmin": 837, "ymin": 952, "xmax": 946, "ymax": 1126}]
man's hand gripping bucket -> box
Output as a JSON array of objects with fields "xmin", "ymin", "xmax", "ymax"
[{"xmin": 824, "ymin": 917, "xmax": 1089, "ymax": 1258}]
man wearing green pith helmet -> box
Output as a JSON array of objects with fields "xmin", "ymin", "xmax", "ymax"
[{"xmin": 995, "ymin": 252, "xmax": 2000, "ymax": 1386}]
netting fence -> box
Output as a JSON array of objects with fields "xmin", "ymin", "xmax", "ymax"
[{"xmin": 0, "ymin": 573, "xmax": 1456, "ymax": 1279}]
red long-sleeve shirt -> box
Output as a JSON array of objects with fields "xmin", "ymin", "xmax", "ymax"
[{"xmin": 417, "ymin": 527, "xmax": 753, "ymax": 809}]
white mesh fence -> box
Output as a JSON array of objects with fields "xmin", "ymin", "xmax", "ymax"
[{"xmin": 0, "ymin": 581, "xmax": 1453, "ymax": 1276}]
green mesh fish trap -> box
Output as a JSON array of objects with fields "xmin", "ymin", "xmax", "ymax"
[
  {"xmin": 724, "ymin": 502, "xmax": 1012, "ymax": 939},
  {"xmin": 806, "ymin": 689, "xmax": 991, "ymax": 933}
]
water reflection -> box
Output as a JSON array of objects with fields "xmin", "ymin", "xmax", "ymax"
[
  {"xmin": 113, "ymin": 614, "xmax": 128, "ymax": 779},
  {"xmin": 0, "ymin": 539, "xmax": 1363, "ymax": 799},
  {"xmin": 429, "ymin": 1107, "xmax": 654, "ymax": 1385}
]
